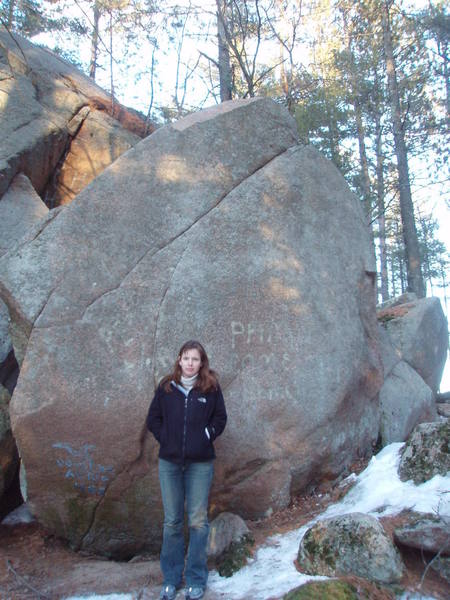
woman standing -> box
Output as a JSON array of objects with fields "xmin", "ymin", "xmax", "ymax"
[{"xmin": 147, "ymin": 340, "xmax": 227, "ymax": 600}]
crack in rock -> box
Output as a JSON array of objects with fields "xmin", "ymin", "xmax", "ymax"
[{"xmin": 151, "ymin": 240, "xmax": 191, "ymax": 385}]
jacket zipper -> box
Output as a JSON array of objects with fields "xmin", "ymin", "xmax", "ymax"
[{"xmin": 182, "ymin": 393, "xmax": 188, "ymax": 463}]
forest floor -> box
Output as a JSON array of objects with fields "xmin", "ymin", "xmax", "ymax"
[{"xmin": 0, "ymin": 456, "xmax": 448, "ymax": 600}]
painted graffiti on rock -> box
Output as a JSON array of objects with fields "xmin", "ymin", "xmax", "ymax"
[{"xmin": 53, "ymin": 442, "xmax": 115, "ymax": 496}]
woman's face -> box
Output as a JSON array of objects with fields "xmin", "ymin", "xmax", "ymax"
[{"xmin": 179, "ymin": 348, "xmax": 202, "ymax": 378}]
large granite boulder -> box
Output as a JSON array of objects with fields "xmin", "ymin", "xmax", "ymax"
[
  {"xmin": 1, "ymin": 97, "xmax": 382, "ymax": 557},
  {"xmin": 378, "ymin": 296, "xmax": 448, "ymax": 394},
  {"xmin": 297, "ymin": 512, "xmax": 404, "ymax": 583},
  {"xmin": 0, "ymin": 27, "xmax": 146, "ymax": 205}
]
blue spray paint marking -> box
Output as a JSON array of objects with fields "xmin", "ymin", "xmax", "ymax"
[{"xmin": 53, "ymin": 442, "xmax": 115, "ymax": 496}]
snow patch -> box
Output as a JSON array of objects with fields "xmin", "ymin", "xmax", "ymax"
[{"xmin": 208, "ymin": 443, "xmax": 449, "ymax": 600}]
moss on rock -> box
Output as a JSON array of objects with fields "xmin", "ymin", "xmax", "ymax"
[
  {"xmin": 283, "ymin": 580, "xmax": 360, "ymax": 599},
  {"xmin": 215, "ymin": 533, "xmax": 254, "ymax": 577}
]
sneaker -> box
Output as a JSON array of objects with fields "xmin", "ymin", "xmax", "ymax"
[
  {"xmin": 159, "ymin": 584, "xmax": 177, "ymax": 600},
  {"xmin": 184, "ymin": 586, "xmax": 204, "ymax": 599}
]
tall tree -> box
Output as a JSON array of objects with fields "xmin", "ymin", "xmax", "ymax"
[
  {"xmin": 380, "ymin": 0, "xmax": 425, "ymax": 297},
  {"xmin": 89, "ymin": 0, "xmax": 102, "ymax": 79},
  {"xmin": 216, "ymin": 0, "xmax": 233, "ymax": 101}
]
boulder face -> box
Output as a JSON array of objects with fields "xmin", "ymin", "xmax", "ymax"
[
  {"xmin": 0, "ymin": 27, "xmax": 146, "ymax": 205},
  {"xmin": 378, "ymin": 296, "xmax": 448, "ymax": 394},
  {"xmin": 394, "ymin": 513, "xmax": 450, "ymax": 556},
  {"xmin": 379, "ymin": 360, "xmax": 436, "ymax": 445},
  {"xmin": 1, "ymin": 97, "xmax": 383, "ymax": 557}
]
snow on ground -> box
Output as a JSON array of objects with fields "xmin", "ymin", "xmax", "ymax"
[
  {"xmin": 207, "ymin": 442, "xmax": 449, "ymax": 600},
  {"xmin": 10, "ymin": 442, "xmax": 447, "ymax": 600}
]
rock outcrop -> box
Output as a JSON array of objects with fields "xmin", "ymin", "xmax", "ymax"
[
  {"xmin": 376, "ymin": 295, "xmax": 445, "ymax": 444},
  {"xmin": 0, "ymin": 26, "xmax": 147, "ymax": 205},
  {"xmin": 0, "ymin": 174, "xmax": 50, "ymax": 367},
  {"xmin": 394, "ymin": 513, "xmax": 450, "ymax": 555},
  {"xmin": 378, "ymin": 358, "xmax": 436, "ymax": 445},
  {"xmin": 297, "ymin": 512, "xmax": 404, "ymax": 583},
  {"xmin": 398, "ymin": 420, "xmax": 450, "ymax": 483},
  {"xmin": 1, "ymin": 97, "xmax": 382, "ymax": 557},
  {"xmin": 378, "ymin": 296, "xmax": 448, "ymax": 394}
]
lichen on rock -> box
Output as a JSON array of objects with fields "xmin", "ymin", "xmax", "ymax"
[
  {"xmin": 398, "ymin": 420, "xmax": 450, "ymax": 484},
  {"xmin": 297, "ymin": 513, "xmax": 404, "ymax": 584}
]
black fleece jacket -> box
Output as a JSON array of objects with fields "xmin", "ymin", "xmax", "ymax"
[{"xmin": 146, "ymin": 381, "xmax": 227, "ymax": 464}]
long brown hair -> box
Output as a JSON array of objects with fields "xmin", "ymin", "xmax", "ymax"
[{"xmin": 162, "ymin": 340, "xmax": 219, "ymax": 393}]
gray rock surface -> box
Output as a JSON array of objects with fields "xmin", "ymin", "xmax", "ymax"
[
  {"xmin": 207, "ymin": 512, "xmax": 249, "ymax": 558},
  {"xmin": 399, "ymin": 420, "xmax": 450, "ymax": 483},
  {"xmin": 380, "ymin": 296, "xmax": 448, "ymax": 394},
  {"xmin": 0, "ymin": 300, "xmax": 10, "ymax": 366},
  {"xmin": 394, "ymin": 513, "xmax": 450, "ymax": 555},
  {"xmin": 377, "ymin": 322, "xmax": 401, "ymax": 378},
  {"xmin": 379, "ymin": 360, "xmax": 436, "ymax": 444},
  {"xmin": 297, "ymin": 512, "xmax": 404, "ymax": 583},
  {"xmin": 1, "ymin": 98, "xmax": 382, "ymax": 557},
  {"xmin": 0, "ymin": 173, "xmax": 50, "ymax": 366},
  {"xmin": 0, "ymin": 174, "xmax": 49, "ymax": 256}
]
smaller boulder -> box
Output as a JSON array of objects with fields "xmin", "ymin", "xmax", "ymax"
[
  {"xmin": 398, "ymin": 420, "xmax": 450, "ymax": 484},
  {"xmin": 284, "ymin": 581, "xmax": 360, "ymax": 599},
  {"xmin": 394, "ymin": 512, "xmax": 450, "ymax": 556},
  {"xmin": 379, "ymin": 296, "xmax": 448, "ymax": 394},
  {"xmin": 297, "ymin": 512, "xmax": 404, "ymax": 584},
  {"xmin": 379, "ymin": 360, "xmax": 436, "ymax": 445},
  {"xmin": 208, "ymin": 512, "xmax": 253, "ymax": 577},
  {"xmin": 208, "ymin": 511, "xmax": 249, "ymax": 558},
  {"xmin": 284, "ymin": 579, "xmax": 394, "ymax": 600}
]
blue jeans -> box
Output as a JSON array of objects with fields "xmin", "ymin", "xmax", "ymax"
[{"xmin": 158, "ymin": 458, "xmax": 214, "ymax": 589}]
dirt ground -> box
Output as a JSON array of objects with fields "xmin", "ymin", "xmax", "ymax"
[{"xmin": 1, "ymin": 460, "xmax": 448, "ymax": 600}]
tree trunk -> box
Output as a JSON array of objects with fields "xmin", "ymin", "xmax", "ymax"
[
  {"xmin": 375, "ymin": 107, "xmax": 389, "ymax": 302},
  {"xmin": 381, "ymin": 1, "xmax": 425, "ymax": 297},
  {"xmin": 109, "ymin": 9, "xmax": 115, "ymax": 111},
  {"xmin": 216, "ymin": 0, "xmax": 233, "ymax": 101},
  {"xmin": 89, "ymin": 1, "xmax": 101, "ymax": 80}
]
